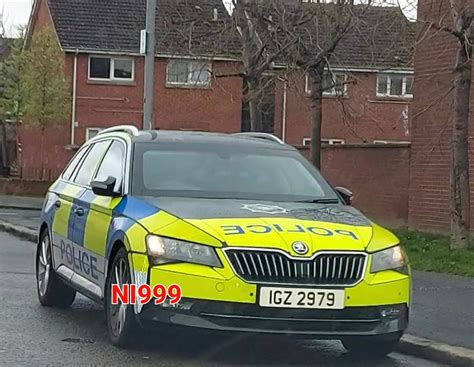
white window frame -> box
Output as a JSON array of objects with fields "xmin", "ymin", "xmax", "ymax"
[
  {"xmin": 88, "ymin": 55, "xmax": 135, "ymax": 82},
  {"xmin": 305, "ymin": 72, "xmax": 348, "ymax": 96},
  {"xmin": 373, "ymin": 140, "xmax": 411, "ymax": 145},
  {"xmin": 86, "ymin": 128, "xmax": 103, "ymax": 141},
  {"xmin": 166, "ymin": 59, "xmax": 212, "ymax": 88},
  {"xmin": 376, "ymin": 74, "xmax": 413, "ymax": 98},
  {"xmin": 303, "ymin": 138, "xmax": 345, "ymax": 146},
  {"xmin": 323, "ymin": 138, "xmax": 346, "ymax": 145}
]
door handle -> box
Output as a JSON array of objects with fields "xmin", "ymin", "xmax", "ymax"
[
  {"xmin": 74, "ymin": 208, "xmax": 85, "ymax": 216},
  {"xmin": 54, "ymin": 200, "xmax": 61, "ymax": 208}
]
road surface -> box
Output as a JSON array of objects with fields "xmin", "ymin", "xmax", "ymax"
[
  {"xmin": 0, "ymin": 231, "xmax": 445, "ymax": 366},
  {"xmin": 0, "ymin": 208, "xmax": 40, "ymax": 230}
]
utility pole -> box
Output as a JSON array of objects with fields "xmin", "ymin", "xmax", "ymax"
[{"xmin": 143, "ymin": 0, "xmax": 156, "ymax": 130}]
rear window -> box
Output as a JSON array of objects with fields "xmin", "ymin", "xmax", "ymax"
[{"xmin": 62, "ymin": 146, "xmax": 90, "ymax": 182}]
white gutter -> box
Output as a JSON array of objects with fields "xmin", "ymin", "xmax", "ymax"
[
  {"xmin": 71, "ymin": 51, "xmax": 78, "ymax": 146},
  {"xmin": 282, "ymin": 80, "xmax": 288, "ymax": 143},
  {"xmin": 272, "ymin": 64, "xmax": 414, "ymax": 74},
  {"xmin": 62, "ymin": 48, "xmax": 240, "ymax": 62}
]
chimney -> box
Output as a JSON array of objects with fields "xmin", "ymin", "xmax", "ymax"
[{"xmin": 212, "ymin": 8, "xmax": 219, "ymax": 21}]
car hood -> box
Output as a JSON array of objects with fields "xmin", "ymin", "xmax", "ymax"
[{"xmin": 136, "ymin": 197, "xmax": 398, "ymax": 253}]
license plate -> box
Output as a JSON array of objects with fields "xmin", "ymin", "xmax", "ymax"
[{"xmin": 259, "ymin": 287, "xmax": 345, "ymax": 309}]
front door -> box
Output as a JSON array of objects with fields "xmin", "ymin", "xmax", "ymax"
[{"xmin": 79, "ymin": 140, "xmax": 127, "ymax": 295}]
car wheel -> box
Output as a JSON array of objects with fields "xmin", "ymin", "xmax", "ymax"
[
  {"xmin": 36, "ymin": 230, "xmax": 76, "ymax": 308},
  {"xmin": 342, "ymin": 333, "xmax": 401, "ymax": 359},
  {"xmin": 105, "ymin": 247, "xmax": 139, "ymax": 348}
]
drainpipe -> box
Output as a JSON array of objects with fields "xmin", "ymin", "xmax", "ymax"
[
  {"xmin": 70, "ymin": 51, "xmax": 78, "ymax": 146},
  {"xmin": 282, "ymin": 80, "xmax": 288, "ymax": 143}
]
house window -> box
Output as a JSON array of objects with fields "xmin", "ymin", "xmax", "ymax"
[
  {"xmin": 86, "ymin": 128, "xmax": 102, "ymax": 141},
  {"xmin": 89, "ymin": 56, "xmax": 134, "ymax": 81},
  {"xmin": 166, "ymin": 60, "xmax": 212, "ymax": 87},
  {"xmin": 376, "ymin": 74, "xmax": 413, "ymax": 98},
  {"xmin": 305, "ymin": 72, "xmax": 348, "ymax": 96},
  {"xmin": 303, "ymin": 138, "xmax": 345, "ymax": 147}
]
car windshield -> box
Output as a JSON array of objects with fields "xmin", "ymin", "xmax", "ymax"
[{"xmin": 132, "ymin": 142, "xmax": 339, "ymax": 202}]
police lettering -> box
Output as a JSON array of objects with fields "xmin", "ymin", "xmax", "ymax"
[
  {"xmin": 60, "ymin": 240, "xmax": 99, "ymax": 280},
  {"xmin": 221, "ymin": 224, "xmax": 358, "ymax": 240}
]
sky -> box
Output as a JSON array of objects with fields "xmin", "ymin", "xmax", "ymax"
[
  {"xmin": 1, "ymin": 0, "xmax": 33, "ymax": 36},
  {"xmin": 1, "ymin": 0, "xmax": 416, "ymax": 37}
]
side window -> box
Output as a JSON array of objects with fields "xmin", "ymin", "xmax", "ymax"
[
  {"xmin": 73, "ymin": 141, "xmax": 111, "ymax": 186},
  {"xmin": 62, "ymin": 146, "xmax": 90, "ymax": 182},
  {"xmin": 94, "ymin": 141, "xmax": 126, "ymax": 192}
]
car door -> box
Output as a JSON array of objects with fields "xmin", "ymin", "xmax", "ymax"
[
  {"xmin": 81, "ymin": 139, "xmax": 127, "ymax": 283},
  {"xmin": 49, "ymin": 145, "xmax": 91, "ymax": 271},
  {"xmin": 70, "ymin": 140, "xmax": 112, "ymax": 248},
  {"xmin": 58, "ymin": 140, "xmax": 112, "ymax": 298}
]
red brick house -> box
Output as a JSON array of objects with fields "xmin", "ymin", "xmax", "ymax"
[
  {"xmin": 21, "ymin": 0, "xmax": 414, "ymax": 180},
  {"xmin": 409, "ymin": 0, "xmax": 474, "ymax": 233}
]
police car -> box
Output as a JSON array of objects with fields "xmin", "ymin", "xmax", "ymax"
[{"xmin": 36, "ymin": 126, "xmax": 410, "ymax": 355}]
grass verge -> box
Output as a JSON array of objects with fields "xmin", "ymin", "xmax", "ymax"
[{"xmin": 394, "ymin": 229, "xmax": 474, "ymax": 277}]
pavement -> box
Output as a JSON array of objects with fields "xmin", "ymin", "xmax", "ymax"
[
  {"xmin": 0, "ymin": 231, "xmax": 445, "ymax": 366},
  {"xmin": 408, "ymin": 271, "xmax": 474, "ymax": 350},
  {"xmin": 0, "ymin": 195, "xmax": 473, "ymax": 365},
  {"xmin": 0, "ymin": 195, "xmax": 44, "ymax": 211},
  {"xmin": 0, "ymin": 195, "xmax": 43, "ymax": 231}
]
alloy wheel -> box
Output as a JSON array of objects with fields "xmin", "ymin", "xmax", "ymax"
[
  {"xmin": 37, "ymin": 234, "xmax": 51, "ymax": 297},
  {"xmin": 109, "ymin": 258, "xmax": 129, "ymax": 337}
]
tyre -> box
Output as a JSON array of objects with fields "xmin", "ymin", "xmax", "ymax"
[
  {"xmin": 105, "ymin": 247, "xmax": 140, "ymax": 348},
  {"xmin": 36, "ymin": 230, "xmax": 76, "ymax": 308},
  {"xmin": 342, "ymin": 333, "xmax": 401, "ymax": 359}
]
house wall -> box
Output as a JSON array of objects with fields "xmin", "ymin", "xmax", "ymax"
[
  {"xmin": 408, "ymin": 0, "xmax": 474, "ymax": 233},
  {"xmin": 19, "ymin": 52, "xmax": 243, "ymax": 176},
  {"xmin": 278, "ymin": 72, "xmax": 412, "ymax": 146},
  {"xmin": 71, "ymin": 55, "xmax": 243, "ymax": 144}
]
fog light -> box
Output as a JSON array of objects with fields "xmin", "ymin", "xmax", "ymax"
[
  {"xmin": 160, "ymin": 299, "xmax": 193, "ymax": 311},
  {"xmin": 381, "ymin": 307, "xmax": 402, "ymax": 318}
]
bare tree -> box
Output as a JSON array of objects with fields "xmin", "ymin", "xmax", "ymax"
[
  {"xmin": 160, "ymin": 0, "xmax": 413, "ymax": 156},
  {"xmin": 448, "ymin": 0, "xmax": 473, "ymax": 249},
  {"xmin": 232, "ymin": 0, "xmax": 296, "ymax": 132},
  {"xmin": 264, "ymin": 0, "xmax": 414, "ymax": 168},
  {"xmin": 159, "ymin": 0, "xmax": 296, "ymax": 133}
]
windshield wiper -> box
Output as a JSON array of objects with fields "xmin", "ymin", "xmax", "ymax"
[{"xmin": 296, "ymin": 198, "xmax": 340, "ymax": 204}]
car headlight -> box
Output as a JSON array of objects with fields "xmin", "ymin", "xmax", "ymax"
[
  {"xmin": 370, "ymin": 245, "xmax": 409, "ymax": 274},
  {"xmin": 146, "ymin": 235, "xmax": 222, "ymax": 267}
]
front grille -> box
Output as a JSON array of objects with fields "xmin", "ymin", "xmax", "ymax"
[{"xmin": 225, "ymin": 249, "xmax": 366, "ymax": 286}]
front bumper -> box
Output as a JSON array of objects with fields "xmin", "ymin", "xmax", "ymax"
[
  {"xmin": 139, "ymin": 300, "xmax": 408, "ymax": 337},
  {"xmin": 130, "ymin": 253, "xmax": 410, "ymax": 337}
]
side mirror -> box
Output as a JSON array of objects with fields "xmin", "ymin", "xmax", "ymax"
[
  {"xmin": 91, "ymin": 176, "xmax": 120, "ymax": 197},
  {"xmin": 335, "ymin": 186, "xmax": 353, "ymax": 206}
]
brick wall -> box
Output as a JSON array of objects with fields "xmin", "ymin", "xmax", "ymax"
[
  {"xmin": 0, "ymin": 178, "xmax": 51, "ymax": 197},
  {"xmin": 300, "ymin": 144, "xmax": 411, "ymax": 228},
  {"xmin": 408, "ymin": 0, "xmax": 474, "ymax": 233},
  {"xmin": 19, "ymin": 125, "xmax": 73, "ymax": 181}
]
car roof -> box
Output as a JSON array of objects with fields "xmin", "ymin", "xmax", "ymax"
[{"xmin": 100, "ymin": 129, "xmax": 297, "ymax": 151}]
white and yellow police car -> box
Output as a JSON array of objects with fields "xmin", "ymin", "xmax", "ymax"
[{"xmin": 36, "ymin": 126, "xmax": 410, "ymax": 355}]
